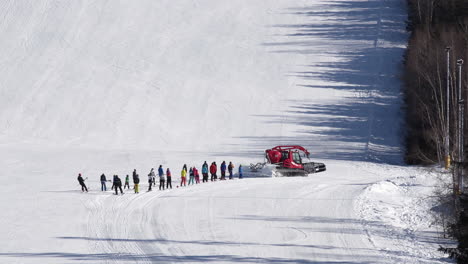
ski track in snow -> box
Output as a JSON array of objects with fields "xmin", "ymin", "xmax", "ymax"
[{"xmin": 81, "ymin": 165, "xmax": 451, "ymax": 264}]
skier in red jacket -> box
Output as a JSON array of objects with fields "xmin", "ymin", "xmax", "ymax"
[
  {"xmin": 166, "ymin": 168, "xmax": 172, "ymax": 189},
  {"xmin": 210, "ymin": 162, "xmax": 217, "ymax": 181},
  {"xmin": 194, "ymin": 167, "xmax": 200, "ymax": 184}
]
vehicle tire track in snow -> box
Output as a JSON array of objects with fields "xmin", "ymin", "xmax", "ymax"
[
  {"xmin": 115, "ymin": 193, "xmax": 150, "ymax": 263},
  {"xmin": 129, "ymin": 193, "xmax": 163, "ymax": 263},
  {"xmin": 85, "ymin": 195, "xmax": 120, "ymax": 263},
  {"xmin": 85, "ymin": 192, "xmax": 157, "ymax": 264}
]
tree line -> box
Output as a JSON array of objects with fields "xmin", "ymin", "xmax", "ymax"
[
  {"xmin": 404, "ymin": 0, "xmax": 467, "ymax": 165},
  {"xmin": 404, "ymin": 1, "xmax": 468, "ymax": 262}
]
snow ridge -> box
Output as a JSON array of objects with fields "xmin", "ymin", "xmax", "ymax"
[{"xmin": 356, "ymin": 169, "xmax": 454, "ymax": 263}]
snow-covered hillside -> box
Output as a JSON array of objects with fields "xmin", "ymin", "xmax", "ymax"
[
  {"xmin": 0, "ymin": 0, "xmax": 453, "ymax": 263},
  {"xmin": 0, "ymin": 0, "xmax": 405, "ymax": 160}
]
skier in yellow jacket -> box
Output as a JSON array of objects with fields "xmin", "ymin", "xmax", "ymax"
[{"xmin": 180, "ymin": 164, "xmax": 187, "ymax": 187}]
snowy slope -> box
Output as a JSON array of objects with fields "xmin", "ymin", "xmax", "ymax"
[
  {"xmin": 0, "ymin": 0, "xmax": 453, "ymax": 263},
  {"xmin": 0, "ymin": 0, "xmax": 404, "ymax": 160}
]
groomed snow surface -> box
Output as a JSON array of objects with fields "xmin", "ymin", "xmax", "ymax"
[{"xmin": 0, "ymin": 0, "xmax": 455, "ymax": 263}]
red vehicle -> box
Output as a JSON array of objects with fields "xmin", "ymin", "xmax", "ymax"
[{"xmin": 265, "ymin": 145, "xmax": 326, "ymax": 176}]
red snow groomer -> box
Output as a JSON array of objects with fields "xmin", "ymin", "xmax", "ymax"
[{"xmin": 265, "ymin": 145, "xmax": 326, "ymax": 176}]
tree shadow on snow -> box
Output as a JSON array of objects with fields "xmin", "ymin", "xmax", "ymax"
[
  {"xmin": 239, "ymin": 0, "xmax": 408, "ymax": 165},
  {"xmin": 224, "ymin": 215, "xmax": 451, "ymax": 262},
  {"xmin": 0, "ymin": 251, "xmax": 379, "ymax": 264},
  {"xmin": 57, "ymin": 236, "xmax": 337, "ymax": 250}
]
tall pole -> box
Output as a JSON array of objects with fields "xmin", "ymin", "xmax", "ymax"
[
  {"xmin": 446, "ymin": 47, "xmax": 451, "ymax": 169},
  {"xmin": 457, "ymin": 59, "xmax": 464, "ymax": 194}
]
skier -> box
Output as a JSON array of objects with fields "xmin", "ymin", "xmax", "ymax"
[
  {"xmin": 151, "ymin": 168, "xmax": 157, "ymax": 187},
  {"xmin": 132, "ymin": 169, "xmax": 137, "ymax": 189},
  {"xmin": 220, "ymin": 161, "xmax": 227, "ymax": 180},
  {"xmin": 113, "ymin": 175, "xmax": 124, "ymax": 195},
  {"xmin": 158, "ymin": 165, "xmax": 166, "ymax": 190},
  {"xmin": 194, "ymin": 167, "xmax": 200, "ymax": 184},
  {"xmin": 77, "ymin": 173, "xmax": 88, "ymax": 192},
  {"xmin": 238, "ymin": 164, "xmax": 243, "ymax": 179},
  {"xmin": 148, "ymin": 168, "xmax": 155, "ymax": 191},
  {"xmin": 111, "ymin": 175, "xmax": 118, "ymax": 190},
  {"xmin": 180, "ymin": 165, "xmax": 187, "ymax": 187},
  {"xmin": 100, "ymin": 173, "xmax": 107, "ymax": 191},
  {"xmin": 228, "ymin": 161, "xmax": 234, "ymax": 180},
  {"xmin": 124, "ymin": 174, "xmax": 130, "ymax": 189},
  {"xmin": 210, "ymin": 162, "xmax": 217, "ymax": 181},
  {"xmin": 166, "ymin": 168, "xmax": 172, "ymax": 189},
  {"xmin": 134, "ymin": 173, "xmax": 140, "ymax": 193},
  {"xmin": 202, "ymin": 161, "xmax": 209, "ymax": 182},
  {"xmin": 188, "ymin": 167, "xmax": 195, "ymax": 185},
  {"xmin": 158, "ymin": 165, "xmax": 164, "ymax": 177}
]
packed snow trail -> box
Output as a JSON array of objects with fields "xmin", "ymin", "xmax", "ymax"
[
  {"xmin": 74, "ymin": 161, "xmax": 447, "ymax": 264},
  {"xmin": 81, "ymin": 162, "xmax": 383, "ymax": 263}
]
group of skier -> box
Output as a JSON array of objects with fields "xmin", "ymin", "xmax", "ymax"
[
  {"xmin": 76, "ymin": 161, "xmax": 244, "ymax": 195},
  {"xmin": 146, "ymin": 165, "xmax": 172, "ymax": 192},
  {"xmin": 97, "ymin": 174, "xmax": 132, "ymax": 195},
  {"xmin": 178, "ymin": 161, "xmax": 241, "ymax": 187}
]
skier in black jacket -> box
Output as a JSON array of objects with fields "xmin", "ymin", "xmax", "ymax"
[
  {"xmin": 132, "ymin": 169, "xmax": 137, "ymax": 189},
  {"xmin": 134, "ymin": 174, "xmax": 140, "ymax": 194},
  {"xmin": 100, "ymin": 173, "xmax": 107, "ymax": 191},
  {"xmin": 77, "ymin": 173, "xmax": 88, "ymax": 192},
  {"xmin": 113, "ymin": 175, "xmax": 124, "ymax": 195},
  {"xmin": 166, "ymin": 168, "xmax": 172, "ymax": 189},
  {"xmin": 111, "ymin": 175, "xmax": 118, "ymax": 190}
]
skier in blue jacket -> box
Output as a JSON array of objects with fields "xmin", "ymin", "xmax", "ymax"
[
  {"xmin": 158, "ymin": 165, "xmax": 164, "ymax": 177},
  {"xmin": 202, "ymin": 161, "xmax": 209, "ymax": 182},
  {"xmin": 158, "ymin": 165, "xmax": 165, "ymax": 190},
  {"xmin": 220, "ymin": 161, "xmax": 227, "ymax": 180}
]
